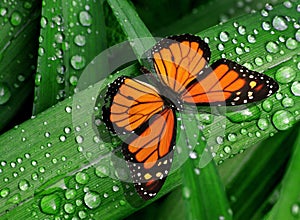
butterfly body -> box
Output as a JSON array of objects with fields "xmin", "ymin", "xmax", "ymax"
[{"xmin": 102, "ymin": 34, "xmax": 279, "ymax": 200}]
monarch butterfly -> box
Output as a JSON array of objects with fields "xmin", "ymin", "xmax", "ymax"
[{"xmin": 102, "ymin": 34, "xmax": 279, "ymax": 200}]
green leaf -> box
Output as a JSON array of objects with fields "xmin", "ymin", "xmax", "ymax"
[
  {"xmin": 266, "ymin": 123, "xmax": 300, "ymax": 219},
  {"xmin": 33, "ymin": 0, "xmax": 107, "ymax": 115},
  {"xmin": 1, "ymin": 1, "xmax": 300, "ymax": 219},
  {"xmin": 0, "ymin": 0, "xmax": 40, "ymax": 132}
]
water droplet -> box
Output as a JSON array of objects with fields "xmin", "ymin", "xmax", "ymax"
[
  {"xmin": 282, "ymin": 97, "xmax": 294, "ymax": 108},
  {"xmin": 0, "ymin": 83, "xmax": 11, "ymax": 105},
  {"xmin": 272, "ymin": 16, "xmax": 288, "ymax": 31},
  {"xmin": 0, "ymin": 8, "xmax": 7, "ymax": 16},
  {"xmin": 78, "ymin": 210, "xmax": 87, "ymax": 219},
  {"xmin": 261, "ymin": 9, "xmax": 269, "ymax": 17},
  {"xmin": 291, "ymin": 81, "xmax": 300, "ymax": 96},
  {"xmin": 0, "ymin": 188, "xmax": 10, "ymax": 198},
  {"xmin": 10, "ymin": 11, "xmax": 22, "ymax": 26},
  {"xmin": 257, "ymin": 118, "xmax": 269, "ymax": 130},
  {"xmin": 262, "ymin": 99, "xmax": 273, "ymax": 112},
  {"xmin": 247, "ymin": 35, "xmax": 256, "ymax": 43},
  {"xmin": 275, "ymin": 66, "xmax": 296, "ymax": 84},
  {"xmin": 79, "ymin": 11, "xmax": 92, "ymax": 26},
  {"xmin": 262, "ymin": 21, "xmax": 271, "ymax": 31},
  {"xmin": 283, "ymin": 1, "xmax": 292, "ymax": 8},
  {"xmin": 291, "ymin": 203, "xmax": 300, "ymax": 217},
  {"xmin": 216, "ymin": 136, "xmax": 224, "ymax": 144},
  {"xmin": 84, "ymin": 191, "xmax": 101, "ymax": 209},
  {"xmin": 65, "ymin": 189, "xmax": 77, "ymax": 200},
  {"xmin": 112, "ymin": 185, "xmax": 119, "ymax": 192},
  {"xmin": 272, "ymin": 110, "xmax": 295, "ymax": 131},
  {"xmin": 182, "ymin": 186, "xmax": 191, "ymax": 199},
  {"xmin": 226, "ymin": 106, "xmax": 261, "ymax": 123},
  {"xmin": 18, "ymin": 179, "xmax": 29, "ymax": 191},
  {"xmin": 219, "ymin": 31, "xmax": 229, "ymax": 42},
  {"xmin": 40, "ymin": 17, "xmax": 47, "ymax": 28},
  {"xmin": 74, "ymin": 34, "xmax": 86, "ymax": 46},
  {"xmin": 237, "ymin": 26, "xmax": 246, "ymax": 35},
  {"xmin": 69, "ymin": 75, "xmax": 78, "ymax": 86},
  {"xmin": 235, "ymin": 47, "xmax": 243, "ymax": 55},
  {"xmin": 75, "ymin": 172, "xmax": 90, "ymax": 184},
  {"xmin": 70, "ymin": 55, "xmax": 86, "ymax": 70},
  {"xmin": 218, "ymin": 43, "xmax": 225, "ymax": 51},
  {"xmin": 285, "ymin": 38, "xmax": 298, "ymax": 50},
  {"xmin": 223, "ymin": 146, "xmax": 232, "ymax": 154},
  {"xmin": 254, "ymin": 57, "xmax": 264, "ymax": 66},
  {"xmin": 227, "ymin": 133, "xmax": 237, "ymax": 142},
  {"xmin": 54, "ymin": 33, "xmax": 64, "ymax": 43},
  {"xmin": 295, "ymin": 30, "xmax": 300, "ymax": 42},
  {"xmin": 266, "ymin": 41, "xmax": 279, "ymax": 53},
  {"xmin": 64, "ymin": 203, "xmax": 75, "ymax": 214}
]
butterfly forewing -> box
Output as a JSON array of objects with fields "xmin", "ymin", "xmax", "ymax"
[
  {"xmin": 150, "ymin": 34, "xmax": 211, "ymax": 94},
  {"xmin": 103, "ymin": 76, "xmax": 165, "ymax": 134}
]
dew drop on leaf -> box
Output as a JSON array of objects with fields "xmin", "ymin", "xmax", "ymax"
[
  {"xmin": 266, "ymin": 41, "xmax": 279, "ymax": 53},
  {"xmin": 0, "ymin": 188, "xmax": 10, "ymax": 198},
  {"xmin": 275, "ymin": 66, "xmax": 296, "ymax": 84},
  {"xmin": 0, "ymin": 7, "xmax": 7, "ymax": 17},
  {"xmin": 262, "ymin": 21, "xmax": 271, "ymax": 31},
  {"xmin": 75, "ymin": 172, "xmax": 90, "ymax": 184},
  {"xmin": 223, "ymin": 146, "xmax": 232, "ymax": 154},
  {"xmin": 74, "ymin": 34, "xmax": 86, "ymax": 46},
  {"xmin": 64, "ymin": 203, "xmax": 75, "ymax": 214},
  {"xmin": 70, "ymin": 55, "xmax": 86, "ymax": 70},
  {"xmin": 291, "ymin": 81, "xmax": 300, "ymax": 96},
  {"xmin": 257, "ymin": 118, "xmax": 269, "ymax": 130},
  {"xmin": 182, "ymin": 186, "xmax": 191, "ymax": 199},
  {"xmin": 227, "ymin": 133, "xmax": 237, "ymax": 142},
  {"xmin": 40, "ymin": 16, "xmax": 47, "ymax": 28},
  {"xmin": 247, "ymin": 34, "xmax": 256, "ymax": 43},
  {"xmin": 79, "ymin": 11, "xmax": 92, "ymax": 26},
  {"xmin": 262, "ymin": 99, "xmax": 273, "ymax": 112},
  {"xmin": 285, "ymin": 38, "xmax": 298, "ymax": 50},
  {"xmin": 18, "ymin": 179, "xmax": 30, "ymax": 191},
  {"xmin": 295, "ymin": 30, "xmax": 300, "ymax": 41},
  {"xmin": 0, "ymin": 83, "xmax": 11, "ymax": 105},
  {"xmin": 272, "ymin": 16, "xmax": 288, "ymax": 31},
  {"xmin": 10, "ymin": 11, "xmax": 22, "ymax": 26},
  {"xmin": 291, "ymin": 203, "xmax": 300, "ymax": 217},
  {"xmin": 281, "ymin": 97, "xmax": 294, "ymax": 108},
  {"xmin": 84, "ymin": 191, "xmax": 101, "ymax": 209},
  {"xmin": 219, "ymin": 31, "xmax": 229, "ymax": 42},
  {"xmin": 272, "ymin": 110, "xmax": 295, "ymax": 131}
]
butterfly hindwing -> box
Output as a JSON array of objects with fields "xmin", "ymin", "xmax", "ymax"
[
  {"xmin": 149, "ymin": 34, "xmax": 211, "ymax": 94},
  {"xmin": 122, "ymin": 108, "xmax": 176, "ymax": 200},
  {"xmin": 102, "ymin": 76, "xmax": 165, "ymax": 134},
  {"xmin": 181, "ymin": 58, "xmax": 279, "ymax": 105}
]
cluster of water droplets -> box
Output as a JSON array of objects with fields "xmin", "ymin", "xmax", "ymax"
[
  {"xmin": 35, "ymin": 1, "xmax": 101, "ymax": 104},
  {"xmin": 0, "ymin": 1, "xmax": 38, "ymax": 107}
]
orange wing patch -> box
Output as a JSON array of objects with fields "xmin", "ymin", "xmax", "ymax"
[
  {"xmin": 103, "ymin": 76, "xmax": 164, "ymax": 134},
  {"xmin": 181, "ymin": 59, "xmax": 278, "ymax": 105},
  {"xmin": 122, "ymin": 108, "xmax": 176, "ymax": 200},
  {"xmin": 150, "ymin": 34, "xmax": 211, "ymax": 94}
]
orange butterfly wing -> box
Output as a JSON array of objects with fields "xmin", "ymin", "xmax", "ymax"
[
  {"xmin": 149, "ymin": 34, "xmax": 210, "ymax": 94},
  {"xmin": 181, "ymin": 59, "xmax": 279, "ymax": 105},
  {"xmin": 122, "ymin": 108, "xmax": 176, "ymax": 200},
  {"xmin": 102, "ymin": 76, "xmax": 165, "ymax": 134}
]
